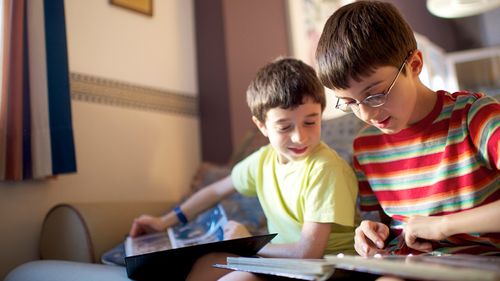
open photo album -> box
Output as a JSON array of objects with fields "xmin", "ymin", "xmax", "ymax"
[
  {"xmin": 125, "ymin": 203, "xmax": 227, "ymax": 256},
  {"xmin": 115, "ymin": 203, "xmax": 277, "ymax": 280},
  {"xmin": 101, "ymin": 203, "xmax": 227, "ymax": 266}
]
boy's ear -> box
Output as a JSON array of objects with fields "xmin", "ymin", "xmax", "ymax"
[
  {"xmin": 408, "ymin": 50, "xmax": 424, "ymax": 77},
  {"xmin": 252, "ymin": 116, "xmax": 268, "ymax": 137}
]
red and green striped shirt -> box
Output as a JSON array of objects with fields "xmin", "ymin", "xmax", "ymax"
[{"xmin": 354, "ymin": 90, "xmax": 499, "ymax": 254}]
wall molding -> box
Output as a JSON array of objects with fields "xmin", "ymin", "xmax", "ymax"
[{"xmin": 70, "ymin": 72, "xmax": 198, "ymax": 116}]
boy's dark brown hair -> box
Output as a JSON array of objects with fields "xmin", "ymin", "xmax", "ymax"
[
  {"xmin": 315, "ymin": 1, "xmax": 417, "ymax": 90},
  {"xmin": 247, "ymin": 57, "xmax": 326, "ymax": 123}
]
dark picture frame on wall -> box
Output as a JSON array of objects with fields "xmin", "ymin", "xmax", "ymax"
[{"xmin": 110, "ymin": 0, "xmax": 153, "ymax": 17}]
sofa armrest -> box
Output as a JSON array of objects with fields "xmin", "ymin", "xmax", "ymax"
[{"xmin": 40, "ymin": 201, "xmax": 174, "ymax": 263}]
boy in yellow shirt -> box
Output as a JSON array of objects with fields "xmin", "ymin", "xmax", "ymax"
[{"xmin": 130, "ymin": 57, "xmax": 358, "ymax": 280}]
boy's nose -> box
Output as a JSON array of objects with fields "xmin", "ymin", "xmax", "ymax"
[
  {"xmin": 291, "ymin": 127, "xmax": 307, "ymax": 143},
  {"xmin": 357, "ymin": 103, "xmax": 380, "ymax": 121}
]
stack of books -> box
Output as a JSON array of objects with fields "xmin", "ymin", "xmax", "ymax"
[
  {"xmin": 215, "ymin": 257, "xmax": 335, "ymax": 281},
  {"xmin": 215, "ymin": 253, "xmax": 500, "ymax": 281}
]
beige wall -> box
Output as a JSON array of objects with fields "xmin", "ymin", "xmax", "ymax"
[
  {"xmin": 0, "ymin": 0, "xmax": 200, "ymax": 279},
  {"xmin": 65, "ymin": 0, "xmax": 197, "ymax": 94}
]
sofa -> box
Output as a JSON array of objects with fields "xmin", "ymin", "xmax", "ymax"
[
  {"xmin": 6, "ymin": 180, "xmax": 269, "ymax": 281},
  {"xmin": 5, "ymin": 115, "xmax": 364, "ymax": 281},
  {"xmin": 6, "ymin": 201, "xmax": 174, "ymax": 281}
]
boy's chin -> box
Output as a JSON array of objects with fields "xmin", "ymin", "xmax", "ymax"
[
  {"xmin": 378, "ymin": 127, "xmax": 403, "ymax": 134},
  {"xmin": 279, "ymin": 152, "xmax": 308, "ymax": 164},
  {"xmin": 372, "ymin": 121, "xmax": 405, "ymax": 134}
]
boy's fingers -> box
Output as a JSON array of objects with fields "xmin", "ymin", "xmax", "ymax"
[
  {"xmin": 403, "ymin": 229, "xmax": 414, "ymax": 245},
  {"xmin": 405, "ymin": 232, "xmax": 432, "ymax": 252},
  {"xmin": 354, "ymin": 237, "xmax": 371, "ymax": 256},
  {"xmin": 407, "ymin": 240, "xmax": 432, "ymax": 252},
  {"xmin": 354, "ymin": 228, "xmax": 368, "ymax": 256},
  {"xmin": 129, "ymin": 221, "xmax": 140, "ymax": 237},
  {"xmin": 354, "ymin": 232, "xmax": 382, "ymax": 256},
  {"xmin": 355, "ymin": 225, "xmax": 380, "ymax": 256},
  {"xmin": 354, "ymin": 241, "xmax": 367, "ymax": 256},
  {"xmin": 360, "ymin": 221, "xmax": 385, "ymax": 249}
]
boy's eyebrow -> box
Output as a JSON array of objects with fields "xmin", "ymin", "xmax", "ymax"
[
  {"xmin": 305, "ymin": 113, "xmax": 320, "ymax": 118},
  {"xmin": 274, "ymin": 113, "xmax": 320, "ymax": 123},
  {"xmin": 273, "ymin": 118, "xmax": 291, "ymax": 124},
  {"xmin": 362, "ymin": 81, "xmax": 383, "ymax": 94},
  {"xmin": 336, "ymin": 80, "xmax": 384, "ymax": 99}
]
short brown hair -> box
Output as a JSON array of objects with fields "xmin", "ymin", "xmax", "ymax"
[
  {"xmin": 315, "ymin": 1, "xmax": 416, "ymax": 90},
  {"xmin": 247, "ymin": 57, "xmax": 325, "ymax": 123}
]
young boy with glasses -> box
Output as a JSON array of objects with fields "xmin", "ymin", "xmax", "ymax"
[
  {"xmin": 130, "ymin": 57, "xmax": 359, "ymax": 280},
  {"xmin": 316, "ymin": 1, "xmax": 499, "ymax": 256}
]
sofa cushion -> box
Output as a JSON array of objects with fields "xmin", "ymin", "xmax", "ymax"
[
  {"xmin": 321, "ymin": 114, "xmax": 365, "ymax": 164},
  {"xmin": 190, "ymin": 162, "xmax": 267, "ymax": 235},
  {"xmin": 5, "ymin": 260, "xmax": 131, "ymax": 281}
]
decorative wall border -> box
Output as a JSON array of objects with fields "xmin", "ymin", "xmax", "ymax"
[{"xmin": 70, "ymin": 72, "xmax": 198, "ymax": 117}]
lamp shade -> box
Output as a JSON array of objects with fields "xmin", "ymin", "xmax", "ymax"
[{"xmin": 427, "ymin": 0, "xmax": 500, "ymax": 18}]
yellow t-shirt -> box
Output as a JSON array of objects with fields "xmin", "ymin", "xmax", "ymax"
[{"xmin": 231, "ymin": 142, "xmax": 358, "ymax": 254}]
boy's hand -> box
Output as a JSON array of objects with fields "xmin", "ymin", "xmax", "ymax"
[
  {"xmin": 354, "ymin": 220, "xmax": 390, "ymax": 257},
  {"xmin": 403, "ymin": 215, "xmax": 444, "ymax": 252},
  {"xmin": 129, "ymin": 215, "xmax": 166, "ymax": 237},
  {"xmin": 223, "ymin": 220, "xmax": 251, "ymax": 240}
]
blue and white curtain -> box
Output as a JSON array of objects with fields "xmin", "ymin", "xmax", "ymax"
[{"xmin": 0, "ymin": 0, "xmax": 76, "ymax": 180}]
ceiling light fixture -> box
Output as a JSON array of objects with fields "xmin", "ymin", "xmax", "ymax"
[{"xmin": 426, "ymin": 0, "xmax": 500, "ymax": 18}]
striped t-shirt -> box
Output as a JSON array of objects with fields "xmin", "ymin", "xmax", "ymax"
[{"xmin": 354, "ymin": 90, "xmax": 499, "ymax": 254}]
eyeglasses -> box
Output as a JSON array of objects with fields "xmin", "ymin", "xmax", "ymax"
[{"xmin": 335, "ymin": 58, "xmax": 408, "ymax": 113}]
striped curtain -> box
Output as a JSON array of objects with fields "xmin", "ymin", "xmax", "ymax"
[{"xmin": 0, "ymin": 0, "xmax": 76, "ymax": 180}]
